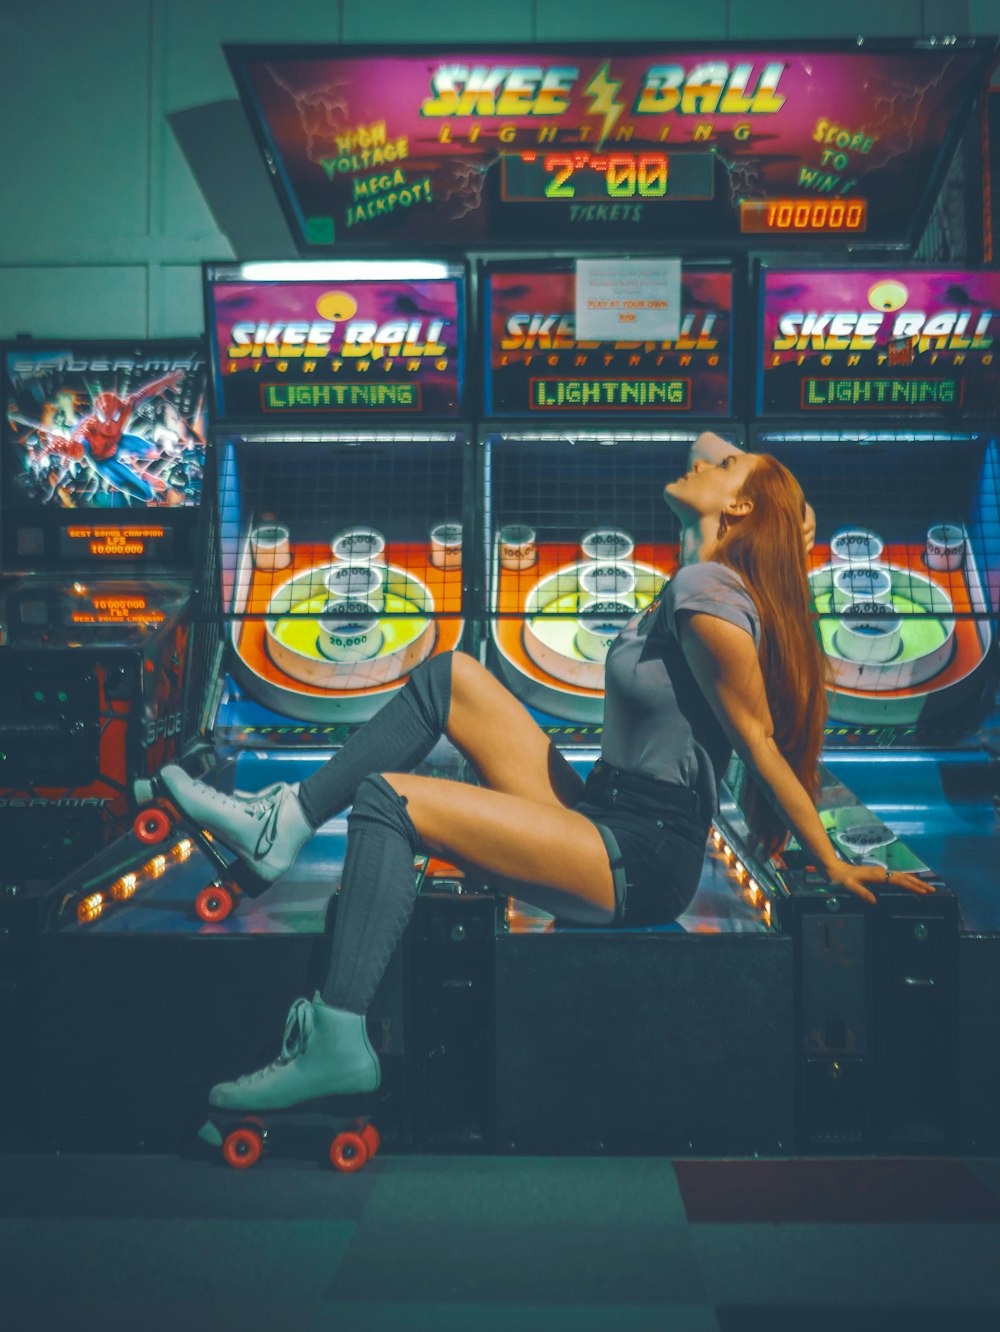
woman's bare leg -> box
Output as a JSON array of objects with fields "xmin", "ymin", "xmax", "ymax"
[
  {"xmin": 322, "ymin": 769, "xmax": 612, "ymax": 1020},
  {"xmin": 157, "ymin": 652, "xmax": 590, "ymax": 888},
  {"xmin": 298, "ymin": 651, "xmax": 583, "ymax": 832},
  {"xmin": 318, "ymin": 679, "xmax": 610, "ymax": 1016},
  {"xmin": 446, "ymin": 653, "xmax": 585, "ymax": 808},
  {"xmin": 385, "ymin": 772, "xmax": 614, "ymax": 923}
]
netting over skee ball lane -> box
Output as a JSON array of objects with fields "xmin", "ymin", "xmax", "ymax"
[
  {"xmin": 758, "ymin": 430, "xmax": 999, "ymax": 726},
  {"xmin": 485, "ymin": 431, "xmax": 699, "ymax": 721},
  {"xmin": 215, "ymin": 432, "xmax": 467, "ymax": 721}
]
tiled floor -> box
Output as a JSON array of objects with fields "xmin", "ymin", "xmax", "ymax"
[{"xmin": 2, "ymin": 1152, "xmax": 999, "ymax": 1330}]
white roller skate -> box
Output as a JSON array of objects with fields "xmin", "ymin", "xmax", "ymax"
[
  {"xmin": 147, "ymin": 765, "xmax": 313, "ymax": 885},
  {"xmin": 199, "ymin": 993, "xmax": 383, "ymax": 1174}
]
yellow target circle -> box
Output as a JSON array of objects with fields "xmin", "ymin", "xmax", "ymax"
[
  {"xmin": 867, "ymin": 280, "xmax": 908, "ymax": 313},
  {"xmin": 316, "ymin": 291, "xmax": 358, "ymax": 321}
]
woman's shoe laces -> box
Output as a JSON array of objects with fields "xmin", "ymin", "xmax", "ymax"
[
  {"xmin": 236, "ymin": 997, "xmax": 315, "ymax": 1085},
  {"xmin": 211, "ymin": 784, "xmax": 282, "ymax": 819}
]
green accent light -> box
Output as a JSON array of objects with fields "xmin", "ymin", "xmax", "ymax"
[
  {"xmin": 306, "ymin": 215, "xmax": 335, "ymax": 244},
  {"xmin": 57, "ymin": 691, "xmax": 68, "ymax": 703}
]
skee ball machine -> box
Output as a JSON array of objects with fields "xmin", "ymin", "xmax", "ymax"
[
  {"xmin": 46, "ymin": 260, "xmax": 470, "ymax": 935},
  {"xmin": 0, "ymin": 338, "xmax": 207, "ymax": 888},
  {"xmin": 484, "ymin": 260, "xmax": 738, "ymax": 733},
  {"xmin": 212, "ymin": 37, "xmax": 999, "ymax": 1156},
  {"xmin": 479, "ymin": 258, "xmax": 806, "ymax": 1154},
  {"xmin": 202, "ymin": 260, "xmax": 468, "ymax": 736},
  {"xmin": 739, "ymin": 264, "xmax": 1000, "ymax": 1151}
]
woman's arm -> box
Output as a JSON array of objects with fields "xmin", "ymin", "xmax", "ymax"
[{"xmin": 678, "ymin": 611, "xmax": 934, "ymax": 904}]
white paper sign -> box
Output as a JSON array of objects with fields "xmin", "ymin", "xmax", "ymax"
[{"xmin": 575, "ymin": 259, "xmax": 681, "ymax": 342}]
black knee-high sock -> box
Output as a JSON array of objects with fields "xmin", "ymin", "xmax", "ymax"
[
  {"xmin": 321, "ymin": 774, "xmax": 421, "ymax": 1014},
  {"xmin": 298, "ymin": 651, "xmax": 453, "ymax": 830}
]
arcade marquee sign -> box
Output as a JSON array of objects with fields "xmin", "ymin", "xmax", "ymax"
[
  {"xmin": 226, "ymin": 40, "xmax": 997, "ymax": 250},
  {"xmin": 205, "ymin": 262, "xmax": 465, "ymax": 420},
  {"xmin": 486, "ymin": 265, "xmax": 732, "ymax": 417},
  {"xmin": 759, "ymin": 269, "xmax": 1000, "ymax": 417}
]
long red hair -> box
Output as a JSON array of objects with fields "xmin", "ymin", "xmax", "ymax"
[{"xmin": 712, "ymin": 453, "xmax": 827, "ymax": 855}]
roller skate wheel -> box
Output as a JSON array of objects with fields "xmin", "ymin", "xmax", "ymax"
[
  {"xmin": 134, "ymin": 806, "xmax": 172, "ymax": 844},
  {"xmin": 222, "ymin": 1126, "xmax": 263, "ymax": 1169},
  {"xmin": 196, "ymin": 882, "xmax": 237, "ymax": 923},
  {"xmin": 361, "ymin": 1123, "xmax": 381, "ymax": 1158},
  {"xmin": 329, "ymin": 1130, "xmax": 369, "ymax": 1173}
]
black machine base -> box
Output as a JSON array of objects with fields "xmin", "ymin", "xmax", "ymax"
[{"xmin": 5, "ymin": 885, "xmax": 992, "ymax": 1159}]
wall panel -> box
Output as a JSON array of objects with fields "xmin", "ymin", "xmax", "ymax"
[
  {"xmin": 149, "ymin": 265, "xmax": 205, "ymax": 339},
  {"xmin": 729, "ymin": 0, "xmax": 923, "ymax": 39},
  {"xmin": 537, "ymin": 0, "xmax": 726, "ymax": 40},
  {"xmin": 343, "ymin": 0, "xmax": 534, "ymax": 42},
  {"xmin": 0, "ymin": 268, "xmax": 148, "ymax": 341},
  {"xmin": 0, "ymin": 3, "xmax": 151, "ymax": 253}
]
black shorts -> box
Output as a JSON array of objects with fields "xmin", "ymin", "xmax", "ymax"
[{"xmin": 573, "ymin": 761, "xmax": 710, "ymax": 927}]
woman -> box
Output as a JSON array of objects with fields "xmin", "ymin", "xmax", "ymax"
[{"xmin": 161, "ymin": 439, "xmax": 932, "ymax": 1113}]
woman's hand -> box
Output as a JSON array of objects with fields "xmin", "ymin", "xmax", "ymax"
[{"xmin": 822, "ymin": 859, "xmax": 936, "ymax": 906}]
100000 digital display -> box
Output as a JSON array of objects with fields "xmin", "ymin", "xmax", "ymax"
[{"xmin": 741, "ymin": 198, "xmax": 868, "ymax": 233}]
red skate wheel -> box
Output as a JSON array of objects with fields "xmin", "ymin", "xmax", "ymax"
[
  {"xmin": 329, "ymin": 1130, "xmax": 369, "ymax": 1173},
  {"xmin": 134, "ymin": 806, "xmax": 171, "ymax": 844},
  {"xmin": 222, "ymin": 1126, "xmax": 262, "ymax": 1169},
  {"xmin": 196, "ymin": 882, "xmax": 236, "ymax": 923},
  {"xmin": 361, "ymin": 1124, "xmax": 380, "ymax": 1158}
]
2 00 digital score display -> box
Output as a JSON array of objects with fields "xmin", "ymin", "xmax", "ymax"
[{"xmin": 501, "ymin": 149, "xmax": 715, "ymax": 202}]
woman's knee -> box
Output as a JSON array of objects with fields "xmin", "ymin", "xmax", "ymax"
[
  {"xmin": 450, "ymin": 650, "xmax": 502, "ymax": 706},
  {"xmin": 405, "ymin": 651, "xmax": 454, "ymax": 729},
  {"xmin": 349, "ymin": 773, "xmax": 420, "ymax": 848}
]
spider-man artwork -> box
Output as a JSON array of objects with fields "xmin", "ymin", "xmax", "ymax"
[{"xmin": 4, "ymin": 352, "xmax": 207, "ymax": 510}]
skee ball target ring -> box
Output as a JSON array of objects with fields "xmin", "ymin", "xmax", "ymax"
[{"xmin": 264, "ymin": 564, "xmax": 437, "ymax": 691}]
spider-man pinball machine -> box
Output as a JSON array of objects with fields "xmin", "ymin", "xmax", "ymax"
[
  {"xmin": 0, "ymin": 341, "xmax": 207, "ymax": 887},
  {"xmin": 0, "ymin": 340, "xmax": 208, "ymax": 1149}
]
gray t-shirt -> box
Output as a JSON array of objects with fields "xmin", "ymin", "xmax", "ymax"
[{"xmin": 601, "ymin": 561, "xmax": 761, "ymax": 816}]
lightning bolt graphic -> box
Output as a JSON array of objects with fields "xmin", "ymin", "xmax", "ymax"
[
  {"xmin": 583, "ymin": 62, "xmax": 625, "ymax": 148},
  {"xmin": 267, "ymin": 67, "xmax": 350, "ymax": 161}
]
